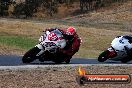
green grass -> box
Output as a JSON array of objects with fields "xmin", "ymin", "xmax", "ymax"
[{"xmin": 0, "ymin": 35, "xmax": 38, "ymax": 49}]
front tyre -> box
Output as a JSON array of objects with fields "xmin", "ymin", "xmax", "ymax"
[
  {"xmin": 98, "ymin": 50, "xmax": 109, "ymax": 62},
  {"xmin": 22, "ymin": 47, "xmax": 41, "ymax": 63}
]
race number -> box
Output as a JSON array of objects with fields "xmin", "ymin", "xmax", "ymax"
[
  {"xmin": 119, "ymin": 38, "xmax": 124, "ymax": 44},
  {"xmin": 48, "ymin": 32, "xmax": 58, "ymax": 41}
]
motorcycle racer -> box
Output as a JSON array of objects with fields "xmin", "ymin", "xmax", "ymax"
[{"xmin": 44, "ymin": 27, "xmax": 81, "ymax": 61}]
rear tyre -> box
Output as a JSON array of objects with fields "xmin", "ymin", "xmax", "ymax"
[
  {"xmin": 98, "ymin": 50, "xmax": 109, "ymax": 62},
  {"xmin": 22, "ymin": 47, "xmax": 41, "ymax": 63},
  {"xmin": 65, "ymin": 56, "xmax": 72, "ymax": 64},
  {"xmin": 65, "ymin": 59, "xmax": 70, "ymax": 64},
  {"xmin": 121, "ymin": 56, "xmax": 132, "ymax": 63},
  {"xmin": 54, "ymin": 60, "xmax": 62, "ymax": 64}
]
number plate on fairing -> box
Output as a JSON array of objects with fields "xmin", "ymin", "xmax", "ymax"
[{"xmin": 44, "ymin": 42, "xmax": 56, "ymax": 47}]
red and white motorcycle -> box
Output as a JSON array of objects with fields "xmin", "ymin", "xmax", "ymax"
[
  {"xmin": 98, "ymin": 36, "xmax": 132, "ymax": 63},
  {"xmin": 22, "ymin": 29, "xmax": 71, "ymax": 64}
]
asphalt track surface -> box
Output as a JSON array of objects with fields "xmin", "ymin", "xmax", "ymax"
[{"xmin": 0, "ymin": 55, "xmax": 132, "ymax": 69}]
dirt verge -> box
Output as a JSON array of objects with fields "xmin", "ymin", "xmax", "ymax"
[{"xmin": 0, "ymin": 65, "xmax": 132, "ymax": 88}]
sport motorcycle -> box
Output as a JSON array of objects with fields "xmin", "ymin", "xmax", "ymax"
[
  {"xmin": 98, "ymin": 36, "xmax": 132, "ymax": 63},
  {"xmin": 22, "ymin": 29, "xmax": 71, "ymax": 64}
]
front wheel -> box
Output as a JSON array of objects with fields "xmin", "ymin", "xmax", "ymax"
[
  {"xmin": 98, "ymin": 50, "xmax": 109, "ymax": 62},
  {"xmin": 22, "ymin": 47, "xmax": 41, "ymax": 63}
]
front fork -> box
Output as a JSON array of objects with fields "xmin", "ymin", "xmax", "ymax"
[{"xmin": 35, "ymin": 44, "xmax": 45, "ymax": 56}]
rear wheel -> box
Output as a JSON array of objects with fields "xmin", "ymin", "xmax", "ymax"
[
  {"xmin": 65, "ymin": 59, "xmax": 70, "ymax": 64},
  {"xmin": 65, "ymin": 56, "xmax": 72, "ymax": 64},
  {"xmin": 54, "ymin": 60, "xmax": 63, "ymax": 64},
  {"xmin": 22, "ymin": 47, "xmax": 41, "ymax": 63},
  {"xmin": 121, "ymin": 56, "xmax": 132, "ymax": 63},
  {"xmin": 98, "ymin": 50, "xmax": 109, "ymax": 62}
]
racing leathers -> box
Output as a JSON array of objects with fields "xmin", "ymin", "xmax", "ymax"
[{"xmin": 44, "ymin": 28, "xmax": 81, "ymax": 60}]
